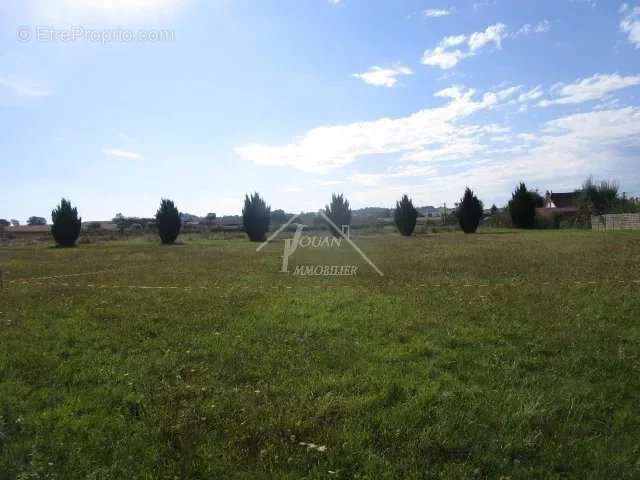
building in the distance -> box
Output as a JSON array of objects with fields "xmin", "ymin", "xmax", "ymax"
[{"xmin": 537, "ymin": 190, "xmax": 582, "ymax": 218}]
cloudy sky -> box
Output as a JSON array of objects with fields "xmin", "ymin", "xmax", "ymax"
[{"xmin": 2, "ymin": 0, "xmax": 640, "ymax": 221}]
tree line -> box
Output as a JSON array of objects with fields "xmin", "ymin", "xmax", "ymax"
[
  {"xmin": 11, "ymin": 187, "xmax": 481, "ymax": 247},
  {"xmin": 5, "ymin": 176, "xmax": 637, "ymax": 247}
]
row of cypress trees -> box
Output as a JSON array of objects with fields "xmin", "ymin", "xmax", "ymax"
[
  {"xmin": 47, "ymin": 197, "xmax": 186, "ymax": 247},
  {"xmin": 237, "ymin": 189, "xmax": 484, "ymax": 241},
  {"xmin": 242, "ymin": 192, "xmax": 354, "ymax": 241},
  {"xmin": 45, "ymin": 187, "xmax": 488, "ymax": 247},
  {"xmin": 46, "ymin": 195, "xmax": 273, "ymax": 247},
  {"xmin": 395, "ymin": 182, "xmax": 558, "ymax": 235},
  {"xmin": 393, "ymin": 188, "xmax": 484, "ymax": 236}
]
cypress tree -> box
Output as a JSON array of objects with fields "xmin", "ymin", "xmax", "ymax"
[
  {"xmin": 457, "ymin": 188, "xmax": 484, "ymax": 234},
  {"xmin": 394, "ymin": 194, "xmax": 418, "ymax": 236},
  {"xmin": 324, "ymin": 193, "xmax": 352, "ymax": 237},
  {"xmin": 156, "ymin": 198, "xmax": 181, "ymax": 244},
  {"xmin": 242, "ymin": 193, "xmax": 271, "ymax": 241},
  {"xmin": 508, "ymin": 182, "xmax": 536, "ymax": 229},
  {"xmin": 51, "ymin": 198, "xmax": 82, "ymax": 247}
]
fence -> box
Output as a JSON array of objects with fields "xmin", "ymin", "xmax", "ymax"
[{"xmin": 591, "ymin": 213, "xmax": 640, "ymax": 231}]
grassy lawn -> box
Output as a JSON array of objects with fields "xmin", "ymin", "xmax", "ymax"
[{"xmin": 1, "ymin": 230, "xmax": 639, "ymax": 479}]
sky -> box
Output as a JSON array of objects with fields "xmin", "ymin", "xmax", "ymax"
[{"xmin": 1, "ymin": 0, "xmax": 640, "ymax": 222}]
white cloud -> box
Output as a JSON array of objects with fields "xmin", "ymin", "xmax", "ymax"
[
  {"xmin": 0, "ymin": 76, "xmax": 50, "ymax": 97},
  {"xmin": 353, "ymin": 65, "xmax": 413, "ymax": 88},
  {"xmin": 496, "ymin": 85, "xmax": 522, "ymax": 100},
  {"xmin": 517, "ymin": 133, "xmax": 537, "ymax": 142},
  {"xmin": 424, "ymin": 8, "xmax": 453, "ymax": 17},
  {"xmin": 349, "ymin": 173, "xmax": 386, "ymax": 187},
  {"xmin": 514, "ymin": 24, "xmax": 532, "ymax": 36},
  {"xmin": 513, "ymin": 20, "xmax": 551, "ymax": 37},
  {"xmin": 620, "ymin": 4, "xmax": 640, "ymax": 48},
  {"xmin": 422, "ymin": 23, "xmax": 506, "ymax": 69},
  {"xmin": 434, "ymin": 85, "xmax": 469, "ymax": 99},
  {"xmin": 442, "ymin": 35, "xmax": 467, "ymax": 47},
  {"xmin": 422, "ymin": 47, "xmax": 468, "ymax": 69},
  {"xmin": 103, "ymin": 148, "xmax": 145, "ymax": 160},
  {"xmin": 422, "ymin": 21, "xmax": 550, "ymax": 71},
  {"xmin": 389, "ymin": 164, "xmax": 437, "ymax": 177},
  {"xmin": 538, "ymin": 73, "xmax": 640, "ymax": 106},
  {"xmin": 518, "ymin": 86, "xmax": 544, "ymax": 103},
  {"xmin": 514, "ymin": 86, "xmax": 543, "ymax": 112},
  {"xmin": 492, "ymin": 107, "xmax": 640, "ymax": 186},
  {"xmin": 355, "ymin": 107, "xmax": 640, "ymax": 208},
  {"xmin": 236, "ymin": 72, "xmax": 640, "ymax": 210},
  {"xmin": 543, "ymin": 106, "xmax": 640, "ymax": 141},
  {"xmin": 535, "ymin": 20, "xmax": 551, "ymax": 33},
  {"xmin": 315, "ymin": 180, "xmax": 345, "ymax": 186},
  {"xmin": 238, "ymin": 79, "xmax": 640, "ymax": 209},
  {"xmin": 236, "ymin": 87, "xmax": 500, "ymax": 173},
  {"xmin": 399, "ymin": 137, "xmax": 490, "ymax": 164},
  {"xmin": 468, "ymin": 23, "xmax": 506, "ymax": 51}
]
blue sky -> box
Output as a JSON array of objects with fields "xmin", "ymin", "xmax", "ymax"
[{"xmin": 1, "ymin": 0, "xmax": 640, "ymax": 222}]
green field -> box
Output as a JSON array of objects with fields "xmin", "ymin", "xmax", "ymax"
[{"xmin": 1, "ymin": 230, "xmax": 639, "ymax": 479}]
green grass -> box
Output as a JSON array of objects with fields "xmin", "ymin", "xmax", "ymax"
[{"xmin": 1, "ymin": 230, "xmax": 639, "ymax": 479}]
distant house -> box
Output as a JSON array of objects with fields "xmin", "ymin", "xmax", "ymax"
[
  {"xmin": 544, "ymin": 191, "xmax": 581, "ymax": 209},
  {"xmin": 418, "ymin": 206, "xmax": 443, "ymax": 218},
  {"xmin": 1, "ymin": 225, "xmax": 50, "ymax": 240},
  {"xmin": 537, "ymin": 191, "xmax": 582, "ymax": 218}
]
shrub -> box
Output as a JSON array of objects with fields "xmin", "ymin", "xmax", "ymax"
[
  {"xmin": 491, "ymin": 209, "xmax": 512, "ymax": 228},
  {"xmin": 51, "ymin": 198, "xmax": 82, "ymax": 247},
  {"xmin": 113, "ymin": 213, "xmax": 127, "ymax": 234},
  {"xmin": 242, "ymin": 193, "xmax": 271, "ymax": 242},
  {"xmin": 579, "ymin": 176, "xmax": 620, "ymax": 215},
  {"xmin": 324, "ymin": 193, "xmax": 351, "ymax": 237},
  {"xmin": 535, "ymin": 213, "xmax": 560, "ymax": 230},
  {"xmin": 509, "ymin": 182, "xmax": 536, "ymax": 229},
  {"xmin": 27, "ymin": 216, "xmax": 47, "ymax": 226},
  {"xmin": 394, "ymin": 194, "xmax": 418, "ymax": 236},
  {"xmin": 270, "ymin": 209, "xmax": 289, "ymax": 226},
  {"xmin": 201, "ymin": 213, "xmax": 217, "ymax": 227},
  {"xmin": 457, "ymin": 188, "xmax": 484, "ymax": 233},
  {"xmin": 441, "ymin": 208, "xmax": 459, "ymax": 226},
  {"xmin": 155, "ymin": 199, "xmax": 181, "ymax": 244}
]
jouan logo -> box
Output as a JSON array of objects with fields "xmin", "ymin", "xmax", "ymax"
[{"xmin": 256, "ymin": 211, "xmax": 384, "ymax": 277}]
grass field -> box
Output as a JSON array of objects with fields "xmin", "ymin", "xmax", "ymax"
[{"xmin": 1, "ymin": 230, "xmax": 639, "ymax": 479}]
